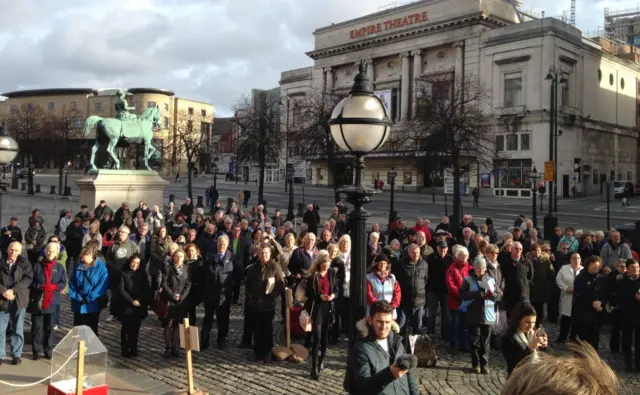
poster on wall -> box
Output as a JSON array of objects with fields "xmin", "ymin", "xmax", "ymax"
[
  {"xmin": 480, "ymin": 173, "xmax": 491, "ymax": 188},
  {"xmin": 374, "ymin": 89, "xmax": 392, "ymax": 112},
  {"xmin": 403, "ymin": 171, "xmax": 412, "ymax": 185}
]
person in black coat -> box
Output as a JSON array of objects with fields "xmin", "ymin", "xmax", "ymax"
[
  {"xmin": 393, "ymin": 244, "xmax": 428, "ymax": 334},
  {"xmin": 571, "ymin": 256, "xmax": 605, "ymax": 350},
  {"xmin": 501, "ymin": 302, "xmax": 548, "ymax": 376},
  {"xmin": 302, "ymin": 204, "xmax": 319, "ymax": 237},
  {"xmin": 527, "ymin": 244, "xmax": 555, "ymax": 326},
  {"xmin": 244, "ymin": 243, "xmax": 285, "ymax": 362},
  {"xmin": 200, "ymin": 236, "xmax": 236, "ymax": 350},
  {"xmin": 425, "ymin": 241, "xmax": 452, "ymax": 339},
  {"xmin": 0, "ymin": 217, "xmax": 22, "ymax": 259},
  {"xmin": 618, "ymin": 259, "xmax": 640, "ymax": 371},
  {"xmin": 304, "ymin": 252, "xmax": 338, "ymax": 380},
  {"xmin": 180, "ymin": 198, "xmax": 194, "ymax": 223},
  {"xmin": 30, "ymin": 243, "xmax": 66, "ymax": 360},
  {"xmin": 288, "ymin": 233, "xmax": 318, "ymax": 289},
  {"xmin": 498, "ymin": 242, "xmax": 533, "ymax": 318},
  {"xmin": 118, "ymin": 254, "xmax": 150, "ymax": 358},
  {"xmin": 158, "ymin": 249, "xmax": 191, "ymax": 358},
  {"xmin": 184, "ymin": 244, "xmax": 203, "ymax": 326}
]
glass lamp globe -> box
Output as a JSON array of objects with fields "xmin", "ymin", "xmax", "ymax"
[
  {"xmin": 0, "ymin": 136, "xmax": 19, "ymax": 165},
  {"xmin": 328, "ymin": 64, "xmax": 393, "ymax": 155}
]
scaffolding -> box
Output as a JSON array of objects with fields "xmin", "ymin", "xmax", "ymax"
[{"xmin": 604, "ymin": 7, "xmax": 640, "ymax": 45}]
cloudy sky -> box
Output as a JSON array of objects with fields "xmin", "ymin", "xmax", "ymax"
[{"xmin": 0, "ymin": 0, "xmax": 636, "ymax": 115}]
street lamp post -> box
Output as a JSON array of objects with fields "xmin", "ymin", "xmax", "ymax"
[
  {"xmin": 328, "ymin": 62, "xmax": 393, "ymax": 346},
  {"xmin": 64, "ymin": 161, "xmax": 71, "ymax": 196},
  {"xmin": 286, "ymin": 163, "xmax": 295, "ymax": 222},
  {"xmin": 280, "ymin": 96, "xmax": 291, "ymax": 193},
  {"xmin": 0, "ymin": 123, "xmax": 19, "ymax": 225},
  {"xmin": 529, "ymin": 165, "xmax": 542, "ymax": 229},
  {"xmin": 387, "ymin": 167, "xmax": 397, "ymax": 229},
  {"xmin": 543, "ymin": 66, "xmax": 567, "ymax": 238},
  {"xmin": 212, "ymin": 164, "xmax": 219, "ymax": 189}
]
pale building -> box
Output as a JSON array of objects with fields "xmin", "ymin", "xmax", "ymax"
[
  {"xmin": 280, "ymin": 0, "xmax": 640, "ymax": 197},
  {"xmin": 0, "ymin": 88, "xmax": 214, "ymax": 175}
]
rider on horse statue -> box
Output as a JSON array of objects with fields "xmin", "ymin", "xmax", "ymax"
[{"xmin": 115, "ymin": 89, "xmax": 138, "ymax": 121}]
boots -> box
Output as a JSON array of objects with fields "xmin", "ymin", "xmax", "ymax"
[
  {"xmin": 200, "ymin": 329, "xmax": 210, "ymax": 351},
  {"xmin": 318, "ymin": 351, "xmax": 326, "ymax": 373},
  {"xmin": 310, "ymin": 357, "xmax": 319, "ymax": 380},
  {"xmin": 164, "ymin": 347, "xmax": 171, "ymax": 359}
]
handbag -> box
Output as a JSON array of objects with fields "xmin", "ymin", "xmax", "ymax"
[
  {"xmin": 493, "ymin": 310, "xmax": 508, "ymax": 337},
  {"xmin": 152, "ymin": 291, "xmax": 169, "ymax": 319},
  {"xmin": 299, "ymin": 301, "xmax": 314, "ymax": 332},
  {"xmin": 27, "ymin": 289, "xmax": 44, "ymax": 314}
]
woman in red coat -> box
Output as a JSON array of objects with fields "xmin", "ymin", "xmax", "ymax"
[
  {"xmin": 366, "ymin": 255, "xmax": 401, "ymax": 320},
  {"xmin": 446, "ymin": 245, "xmax": 472, "ymax": 351}
]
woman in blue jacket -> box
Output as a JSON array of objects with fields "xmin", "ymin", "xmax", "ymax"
[
  {"xmin": 30, "ymin": 242, "xmax": 67, "ymax": 359},
  {"xmin": 68, "ymin": 245, "xmax": 109, "ymax": 336}
]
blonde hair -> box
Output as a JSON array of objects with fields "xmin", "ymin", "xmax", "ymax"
[
  {"xmin": 501, "ymin": 341, "xmax": 618, "ymax": 395},
  {"xmin": 327, "ymin": 243, "xmax": 339, "ymax": 259},
  {"xmin": 309, "ymin": 250, "xmax": 331, "ymax": 275}
]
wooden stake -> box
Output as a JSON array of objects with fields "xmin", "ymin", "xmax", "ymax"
[
  {"xmin": 285, "ymin": 288, "xmax": 293, "ymax": 348},
  {"xmin": 183, "ymin": 318, "xmax": 195, "ymax": 394},
  {"xmin": 76, "ymin": 340, "xmax": 85, "ymax": 395}
]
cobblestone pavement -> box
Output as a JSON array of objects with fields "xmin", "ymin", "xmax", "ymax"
[{"xmin": 33, "ymin": 293, "xmax": 639, "ymax": 395}]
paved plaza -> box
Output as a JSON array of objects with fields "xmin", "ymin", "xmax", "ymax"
[{"xmin": 1, "ymin": 182, "xmax": 640, "ymax": 394}]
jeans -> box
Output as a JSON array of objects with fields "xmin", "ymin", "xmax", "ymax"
[
  {"xmin": 426, "ymin": 292, "xmax": 449, "ymax": 340},
  {"xmin": 31, "ymin": 313, "xmax": 55, "ymax": 356},
  {"xmin": 54, "ymin": 304, "xmax": 61, "ymax": 326},
  {"xmin": 399, "ymin": 305, "xmax": 424, "ymax": 334},
  {"xmin": 0, "ymin": 306, "xmax": 26, "ymax": 358},
  {"xmin": 449, "ymin": 309, "xmax": 468, "ymax": 350}
]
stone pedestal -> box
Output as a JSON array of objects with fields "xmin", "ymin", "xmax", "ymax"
[{"xmin": 76, "ymin": 170, "xmax": 169, "ymax": 211}]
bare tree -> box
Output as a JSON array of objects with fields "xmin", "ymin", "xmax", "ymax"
[
  {"xmin": 232, "ymin": 92, "xmax": 283, "ymax": 205},
  {"xmin": 43, "ymin": 107, "xmax": 83, "ymax": 193},
  {"xmin": 165, "ymin": 110, "xmax": 211, "ymax": 199},
  {"xmin": 289, "ymin": 91, "xmax": 346, "ymax": 204},
  {"xmin": 4, "ymin": 104, "xmax": 46, "ymax": 165},
  {"xmin": 407, "ymin": 75, "xmax": 495, "ymax": 234}
]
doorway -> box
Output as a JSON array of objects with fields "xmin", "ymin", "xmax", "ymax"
[{"xmin": 562, "ymin": 174, "xmax": 570, "ymax": 197}]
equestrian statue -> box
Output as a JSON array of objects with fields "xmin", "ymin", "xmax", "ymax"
[{"xmin": 83, "ymin": 89, "xmax": 161, "ymax": 171}]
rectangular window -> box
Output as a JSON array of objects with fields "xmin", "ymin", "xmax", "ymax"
[
  {"xmin": 10, "ymin": 105, "xmax": 17, "ymax": 114},
  {"xmin": 188, "ymin": 107, "xmax": 194, "ymax": 115},
  {"xmin": 70, "ymin": 101, "xmax": 77, "ymax": 111},
  {"xmin": 503, "ymin": 72, "xmax": 523, "ymax": 107},
  {"xmin": 75, "ymin": 117, "xmax": 83, "ymax": 128},
  {"xmin": 187, "ymin": 120, "xmax": 193, "ymax": 133},
  {"xmin": 520, "ymin": 133, "xmax": 530, "ymax": 150},
  {"xmin": 163, "ymin": 117, "xmax": 169, "ymax": 129},
  {"xmin": 48, "ymin": 102, "xmax": 55, "ymax": 111},
  {"xmin": 201, "ymin": 109, "xmax": 207, "ymax": 117},
  {"xmin": 391, "ymin": 88, "xmax": 398, "ymax": 122},
  {"xmin": 431, "ymin": 80, "xmax": 452, "ymax": 102},
  {"xmin": 95, "ymin": 103, "xmax": 102, "ymax": 112},
  {"xmin": 147, "ymin": 101, "xmax": 156, "ymax": 108},
  {"xmin": 495, "ymin": 135, "xmax": 505, "ymax": 151},
  {"xmin": 164, "ymin": 103, "xmax": 169, "ymax": 111},
  {"xmin": 561, "ymin": 73, "xmax": 570, "ymax": 107},
  {"xmin": 506, "ymin": 134, "xmax": 518, "ymax": 151}
]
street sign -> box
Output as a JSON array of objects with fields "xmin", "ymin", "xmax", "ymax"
[{"xmin": 544, "ymin": 161, "xmax": 554, "ymax": 182}]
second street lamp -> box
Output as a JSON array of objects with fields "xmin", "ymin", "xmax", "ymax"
[
  {"xmin": 286, "ymin": 163, "xmax": 295, "ymax": 222},
  {"xmin": 328, "ymin": 61, "xmax": 393, "ymax": 345},
  {"xmin": 529, "ymin": 165, "xmax": 542, "ymax": 229},
  {"xmin": 387, "ymin": 167, "xmax": 397, "ymax": 229}
]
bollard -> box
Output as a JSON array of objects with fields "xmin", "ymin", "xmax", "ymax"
[
  {"xmin": 35, "ymin": 184, "xmax": 41, "ymax": 193},
  {"xmin": 169, "ymin": 194, "xmax": 175, "ymax": 203},
  {"xmin": 50, "ymin": 186, "xmax": 56, "ymax": 195},
  {"xmin": 196, "ymin": 196, "xmax": 204, "ymax": 208},
  {"xmin": 64, "ymin": 186, "xmax": 72, "ymax": 197},
  {"xmin": 297, "ymin": 203, "xmax": 304, "ymax": 217},
  {"xmin": 21, "ymin": 182, "xmax": 26, "ymax": 191}
]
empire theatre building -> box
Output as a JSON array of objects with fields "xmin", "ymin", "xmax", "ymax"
[{"xmin": 284, "ymin": 0, "xmax": 640, "ymax": 198}]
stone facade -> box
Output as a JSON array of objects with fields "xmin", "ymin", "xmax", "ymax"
[{"xmin": 279, "ymin": 0, "xmax": 640, "ymax": 197}]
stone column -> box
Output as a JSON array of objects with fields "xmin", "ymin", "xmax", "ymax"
[
  {"xmin": 324, "ymin": 67, "xmax": 334, "ymax": 92},
  {"xmin": 400, "ymin": 52, "xmax": 410, "ymax": 121},
  {"xmin": 453, "ymin": 41, "xmax": 464, "ymax": 88},
  {"xmin": 411, "ymin": 49, "xmax": 422, "ymax": 118}
]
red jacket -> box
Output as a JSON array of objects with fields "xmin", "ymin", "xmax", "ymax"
[
  {"xmin": 445, "ymin": 260, "xmax": 472, "ymax": 310},
  {"xmin": 632, "ymin": 249, "xmax": 639, "ymax": 262},
  {"xmin": 366, "ymin": 272, "xmax": 401, "ymax": 309}
]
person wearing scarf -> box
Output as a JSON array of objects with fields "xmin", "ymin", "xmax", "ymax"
[
  {"xmin": 158, "ymin": 249, "xmax": 191, "ymax": 358},
  {"xmin": 501, "ymin": 302, "xmax": 548, "ymax": 376},
  {"xmin": 30, "ymin": 243, "xmax": 67, "ymax": 360}
]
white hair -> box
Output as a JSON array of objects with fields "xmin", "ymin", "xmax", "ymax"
[
  {"xmin": 217, "ymin": 234, "xmax": 230, "ymax": 244},
  {"xmin": 454, "ymin": 245, "xmax": 469, "ymax": 261},
  {"xmin": 595, "ymin": 230, "xmax": 604, "ymax": 237},
  {"xmin": 369, "ymin": 232, "xmax": 380, "ymax": 242}
]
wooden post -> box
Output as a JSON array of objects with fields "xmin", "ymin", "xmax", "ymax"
[
  {"xmin": 285, "ymin": 288, "xmax": 293, "ymax": 348},
  {"xmin": 183, "ymin": 318, "xmax": 195, "ymax": 394},
  {"xmin": 76, "ymin": 340, "xmax": 86, "ymax": 395}
]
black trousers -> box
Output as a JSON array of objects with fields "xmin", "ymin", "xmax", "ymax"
[
  {"xmin": 202, "ymin": 302, "xmax": 231, "ymax": 345},
  {"xmin": 558, "ymin": 315, "xmax": 577, "ymax": 342},
  {"xmin": 120, "ymin": 316, "xmax": 142, "ymax": 355},
  {"xmin": 74, "ymin": 312, "xmax": 100, "ymax": 337},
  {"xmin": 531, "ymin": 302, "xmax": 545, "ymax": 327},
  {"xmin": 253, "ymin": 310, "xmax": 275, "ymax": 358},
  {"xmin": 468, "ymin": 324, "xmax": 491, "ymax": 367},
  {"xmin": 233, "ymin": 280, "xmax": 242, "ymax": 305},
  {"xmin": 573, "ymin": 323, "xmax": 600, "ymax": 350},
  {"xmin": 312, "ymin": 302, "xmax": 332, "ymax": 365},
  {"xmin": 622, "ymin": 322, "xmax": 640, "ymax": 368},
  {"xmin": 610, "ymin": 309, "xmax": 623, "ymax": 353},
  {"xmin": 162, "ymin": 318, "xmax": 180, "ymax": 349},
  {"xmin": 547, "ymin": 285, "xmax": 560, "ymax": 323},
  {"xmin": 241, "ymin": 303, "xmax": 255, "ymax": 346},
  {"xmin": 331, "ymin": 297, "xmax": 350, "ymax": 342},
  {"xmin": 31, "ymin": 313, "xmax": 54, "ymax": 355}
]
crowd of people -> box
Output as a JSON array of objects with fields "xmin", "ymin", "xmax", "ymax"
[{"xmin": 0, "ymin": 190, "xmax": 632, "ymax": 394}]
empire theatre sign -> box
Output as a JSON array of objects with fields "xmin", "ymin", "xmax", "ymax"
[{"xmin": 349, "ymin": 10, "xmax": 429, "ymax": 39}]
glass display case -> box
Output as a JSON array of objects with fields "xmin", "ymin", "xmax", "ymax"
[{"xmin": 48, "ymin": 325, "xmax": 109, "ymax": 395}]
